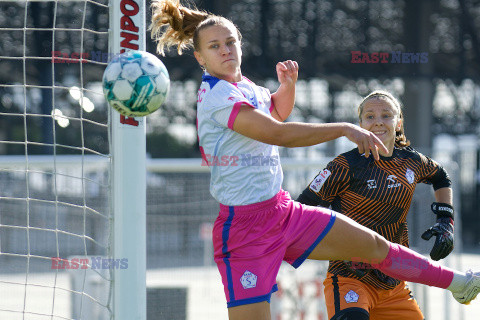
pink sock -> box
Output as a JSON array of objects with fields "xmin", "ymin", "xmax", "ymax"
[{"xmin": 373, "ymin": 243, "xmax": 454, "ymax": 289}]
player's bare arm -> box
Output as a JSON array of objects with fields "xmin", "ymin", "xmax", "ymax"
[{"xmin": 233, "ymin": 104, "xmax": 387, "ymax": 160}]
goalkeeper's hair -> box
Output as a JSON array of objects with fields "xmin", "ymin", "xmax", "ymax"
[
  {"xmin": 150, "ymin": 0, "xmax": 242, "ymax": 55},
  {"xmin": 358, "ymin": 90, "xmax": 410, "ymax": 148}
]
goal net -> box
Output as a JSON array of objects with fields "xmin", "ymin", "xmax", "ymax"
[{"xmin": 0, "ymin": 0, "xmax": 125, "ymax": 319}]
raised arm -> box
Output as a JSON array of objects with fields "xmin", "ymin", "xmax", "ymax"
[{"xmin": 270, "ymin": 60, "xmax": 298, "ymax": 122}]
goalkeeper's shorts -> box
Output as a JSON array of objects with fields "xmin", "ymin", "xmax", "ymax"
[
  {"xmin": 323, "ymin": 273, "xmax": 424, "ymax": 320},
  {"xmin": 213, "ymin": 189, "xmax": 336, "ymax": 308}
]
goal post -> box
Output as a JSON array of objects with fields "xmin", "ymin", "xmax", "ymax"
[{"xmin": 109, "ymin": 0, "xmax": 147, "ymax": 320}]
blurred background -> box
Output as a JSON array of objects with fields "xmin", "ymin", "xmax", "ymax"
[
  {"xmin": 1, "ymin": 0, "xmax": 478, "ymax": 247},
  {"xmin": 0, "ymin": 0, "xmax": 479, "ymax": 319}
]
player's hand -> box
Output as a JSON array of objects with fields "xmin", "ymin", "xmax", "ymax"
[
  {"xmin": 343, "ymin": 123, "xmax": 388, "ymax": 161},
  {"xmin": 421, "ymin": 202, "xmax": 454, "ymax": 261},
  {"xmin": 276, "ymin": 60, "xmax": 298, "ymax": 86}
]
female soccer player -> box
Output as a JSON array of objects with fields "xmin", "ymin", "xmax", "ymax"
[
  {"xmin": 297, "ymin": 90, "xmax": 455, "ymax": 319},
  {"xmin": 150, "ymin": 1, "xmax": 480, "ymax": 319}
]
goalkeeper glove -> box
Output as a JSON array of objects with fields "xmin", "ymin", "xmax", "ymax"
[{"xmin": 421, "ymin": 202, "xmax": 454, "ymax": 261}]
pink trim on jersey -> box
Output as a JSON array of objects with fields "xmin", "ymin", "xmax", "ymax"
[
  {"xmin": 199, "ymin": 146, "xmax": 208, "ymax": 166},
  {"xmin": 242, "ymin": 76, "xmax": 254, "ymax": 84},
  {"xmin": 227, "ymin": 101, "xmax": 254, "ymax": 130},
  {"xmin": 269, "ymin": 98, "xmax": 275, "ymax": 113}
]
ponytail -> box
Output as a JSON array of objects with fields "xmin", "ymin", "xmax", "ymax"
[
  {"xmin": 150, "ymin": 0, "xmax": 241, "ymax": 56},
  {"xmin": 150, "ymin": 0, "xmax": 208, "ymax": 55}
]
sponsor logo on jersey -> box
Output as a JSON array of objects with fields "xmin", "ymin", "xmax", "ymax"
[
  {"xmin": 240, "ymin": 270, "xmax": 257, "ymax": 289},
  {"xmin": 406, "ymin": 168, "xmax": 415, "ymax": 184},
  {"xmin": 345, "ymin": 290, "xmax": 359, "ymax": 303},
  {"xmin": 367, "ymin": 179, "xmax": 377, "ymax": 189},
  {"xmin": 309, "ymin": 169, "xmax": 331, "ymax": 192},
  {"xmin": 387, "ymin": 174, "xmax": 401, "ymax": 188},
  {"xmin": 197, "ymin": 88, "xmax": 206, "ymax": 102},
  {"xmin": 249, "ymin": 96, "xmax": 258, "ymax": 107}
]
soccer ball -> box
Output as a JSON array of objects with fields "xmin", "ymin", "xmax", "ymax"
[{"xmin": 102, "ymin": 50, "xmax": 170, "ymax": 117}]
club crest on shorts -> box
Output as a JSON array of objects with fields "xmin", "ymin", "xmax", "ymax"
[
  {"xmin": 309, "ymin": 169, "xmax": 331, "ymax": 192},
  {"xmin": 405, "ymin": 168, "xmax": 415, "ymax": 184},
  {"xmin": 345, "ymin": 290, "xmax": 359, "ymax": 303},
  {"xmin": 240, "ymin": 270, "xmax": 257, "ymax": 289}
]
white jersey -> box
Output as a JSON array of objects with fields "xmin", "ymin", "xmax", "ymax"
[{"xmin": 197, "ymin": 72, "xmax": 283, "ymax": 206}]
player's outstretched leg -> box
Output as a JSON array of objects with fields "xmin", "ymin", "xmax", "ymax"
[
  {"xmin": 371, "ymin": 242, "xmax": 480, "ymax": 305},
  {"xmin": 307, "ymin": 212, "xmax": 480, "ymax": 305}
]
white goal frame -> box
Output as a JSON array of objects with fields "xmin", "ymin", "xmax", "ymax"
[{"xmin": 110, "ymin": 1, "xmax": 147, "ymax": 319}]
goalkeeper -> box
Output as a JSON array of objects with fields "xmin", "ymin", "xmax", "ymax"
[{"xmin": 297, "ymin": 90, "xmax": 455, "ymax": 320}]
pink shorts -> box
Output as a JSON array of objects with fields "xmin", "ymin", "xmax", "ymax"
[{"xmin": 213, "ymin": 189, "xmax": 336, "ymax": 308}]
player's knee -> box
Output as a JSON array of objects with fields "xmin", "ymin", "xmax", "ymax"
[{"xmin": 333, "ymin": 308, "xmax": 369, "ymax": 320}]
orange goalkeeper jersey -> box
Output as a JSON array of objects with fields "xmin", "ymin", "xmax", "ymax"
[{"xmin": 297, "ymin": 147, "xmax": 451, "ymax": 290}]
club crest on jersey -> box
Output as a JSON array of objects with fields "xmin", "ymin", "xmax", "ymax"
[
  {"xmin": 309, "ymin": 169, "xmax": 331, "ymax": 192},
  {"xmin": 387, "ymin": 174, "xmax": 401, "ymax": 188},
  {"xmin": 406, "ymin": 168, "xmax": 415, "ymax": 184},
  {"xmin": 240, "ymin": 270, "xmax": 257, "ymax": 289},
  {"xmin": 345, "ymin": 290, "xmax": 359, "ymax": 303},
  {"xmin": 367, "ymin": 179, "xmax": 377, "ymax": 189}
]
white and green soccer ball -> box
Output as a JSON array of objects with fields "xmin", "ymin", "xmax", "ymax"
[{"xmin": 103, "ymin": 50, "xmax": 170, "ymax": 117}]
